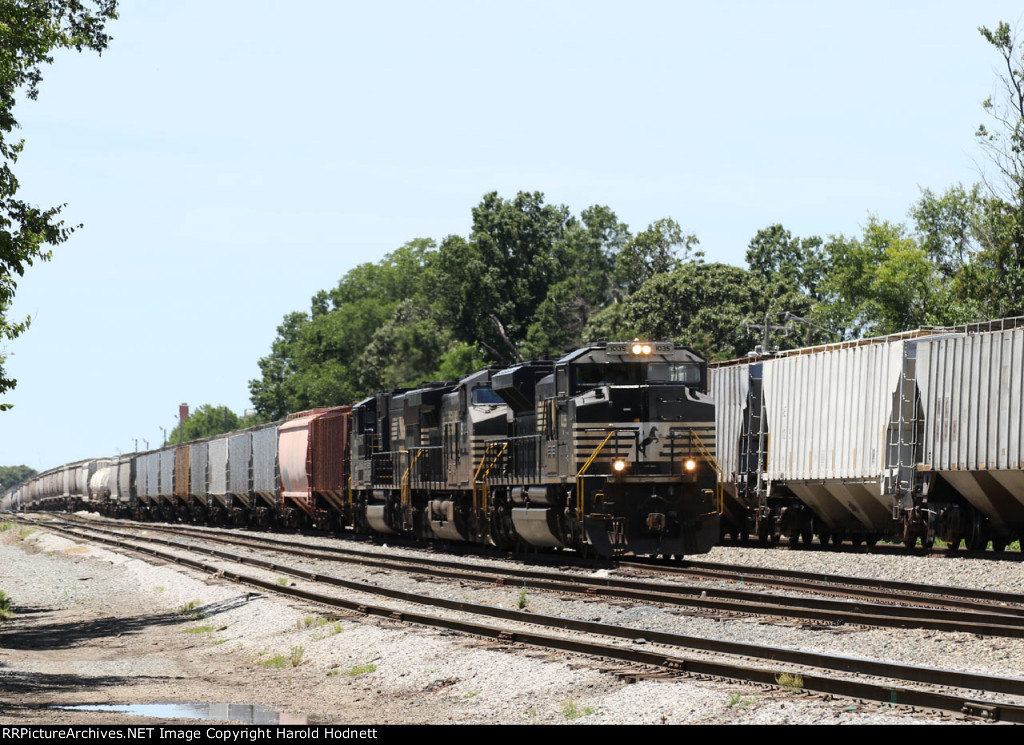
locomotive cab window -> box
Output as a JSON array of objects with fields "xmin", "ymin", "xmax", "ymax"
[
  {"xmin": 572, "ymin": 362, "xmax": 645, "ymax": 391},
  {"xmin": 471, "ymin": 384, "xmax": 503, "ymax": 405},
  {"xmin": 648, "ymin": 362, "xmax": 701, "ymax": 385}
]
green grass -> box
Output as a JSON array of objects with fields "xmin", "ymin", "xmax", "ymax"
[
  {"xmin": 0, "ymin": 590, "xmax": 13, "ymax": 621},
  {"xmin": 276, "ymin": 577, "xmax": 289, "ymax": 586},
  {"xmin": 345, "ymin": 663, "xmax": 377, "ymax": 677},
  {"xmin": 17, "ymin": 527, "xmax": 35, "ymax": 539},
  {"xmin": 517, "ymin": 587, "xmax": 529, "ymax": 610},
  {"xmin": 183, "ymin": 624, "xmax": 215, "ymax": 634},
  {"xmin": 776, "ymin": 673, "xmax": 804, "ymax": 691},
  {"xmin": 727, "ymin": 692, "xmax": 757, "ymax": 707},
  {"xmin": 312, "ymin": 621, "xmax": 344, "ymax": 640},
  {"xmin": 258, "ymin": 646, "xmax": 305, "ymax": 668},
  {"xmin": 178, "ymin": 599, "xmax": 204, "ymax": 617},
  {"xmin": 560, "ymin": 697, "xmax": 594, "ymax": 720},
  {"xmin": 0, "ymin": 522, "xmax": 13, "ymax": 532},
  {"xmin": 258, "ymin": 654, "xmax": 288, "ymax": 668}
]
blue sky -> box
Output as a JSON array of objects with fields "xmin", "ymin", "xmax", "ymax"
[{"xmin": 3, "ymin": 0, "xmax": 1023, "ymax": 470}]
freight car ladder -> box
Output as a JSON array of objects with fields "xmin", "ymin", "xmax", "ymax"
[
  {"xmin": 885, "ymin": 344, "xmax": 920, "ymax": 516},
  {"xmin": 741, "ymin": 366, "xmax": 771, "ymax": 510}
]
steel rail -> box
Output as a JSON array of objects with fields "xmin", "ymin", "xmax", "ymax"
[
  {"xmin": 626, "ymin": 557, "xmax": 1024, "ymax": 610},
  {"xmin": 56, "ymin": 515, "xmax": 1024, "ymax": 636},
  {"xmin": 22, "ymin": 516, "xmax": 1024, "ymax": 721}
]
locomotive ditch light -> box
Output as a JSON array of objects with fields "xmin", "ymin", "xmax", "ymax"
[
  {"xmin": 684, "ymin": 459, "xmax": 697, "ymax": 472},
  {"xmin": 612, "ymin": 458, "xmax": 628, "ymax": 473}
]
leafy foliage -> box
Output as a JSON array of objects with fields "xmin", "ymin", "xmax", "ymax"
[
  {"xmin": 974, "ymin": 21, "xmax": 1024, "ymax": 316},
  {"xmin": 166, "ymin": 404, "xmax": 255, "ymax": 444},
  {"xmin": 0, "ymin": 464, "xmax": 36, "ymax": 490},
  {"xmin": 0, "ymin": 0, "xmax": 118, "ymax": 410},
  {"xmin": 249, "ymin": 194, "xmax": 692, "ymax": 420},
  {"xmin": 246, "ymin": 22, "xmax": 1024, "ymax": 415}
]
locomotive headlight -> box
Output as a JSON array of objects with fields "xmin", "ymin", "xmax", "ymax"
[
  {"xmin": 612, "ymin": 458, "xmax": 628, "ymax": 472},
  {"xmin": 641, "ymin": 343, "xmax": 652, "ymax": 355},
  {"xmin": 631, "ymin": 343, "xmax": 644, "ymax": 355},
  {"xmin": 630, "ymin": 342, "xmax": 653, "ymax": 356},
  {"xmin": 684, "ymin": 459, "xmax": 697, "ymax": 472}
]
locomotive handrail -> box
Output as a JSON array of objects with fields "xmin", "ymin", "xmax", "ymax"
[
  {"xmin": 400, "ymin": 448, "xmax": 425, "ymax": 506},
  {"xmin": 575, "ymin": 429, "xmax": 628, "ymax": 515},
  {"xmin": 689, "ymin": 428, "xmax": 723, "ymax": 515},
  {"xmin": 472, "ymin": 441, "xmax": 508, "ymax": 512}
]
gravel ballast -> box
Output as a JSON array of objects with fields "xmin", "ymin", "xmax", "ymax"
[{"xmin": 0, "ymin": 521, "xmax": 1010, "ymax": 725}]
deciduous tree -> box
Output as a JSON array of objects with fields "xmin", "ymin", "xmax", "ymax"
[{"xmin": 0, "ymin": 0, "xmax": 118, "ymax": 409}]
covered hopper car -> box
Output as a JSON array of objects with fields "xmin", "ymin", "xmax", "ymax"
[{"xmin": 709, "ymin": 316, "xmax": 1024, "ymax": 550}]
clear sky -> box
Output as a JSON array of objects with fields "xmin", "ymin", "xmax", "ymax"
[{"xmin": 3, "ymin": 0, "xmax": 1023, "ymax": 470}]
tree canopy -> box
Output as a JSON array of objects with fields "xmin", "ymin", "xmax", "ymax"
[
  {"xmin": 247, "ymin": 20, "xmax": 1024, "ymax": 420},
  {"xmin": 0, "ymin": 0, "xmax": 118, "ymax": 410},
  {"xmin": 166, "ymin": 404, "xmax": 256, "ymax": 445},
  {"xmin": 0, "ymin": 464, "xmax": 36, "ymax": 490}
]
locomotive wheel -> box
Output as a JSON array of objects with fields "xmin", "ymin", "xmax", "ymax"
[
  {"xmin": 817, "ymin": 531, "xmax": 831, "ymax": 546},
  {"xmin": 992, "ymin": 539, "xmax": 1007, "ymax": 552}
]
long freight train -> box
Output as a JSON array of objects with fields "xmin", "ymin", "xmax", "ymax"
[
  {"xmin": 10, "ymin": 317, "xmax": 1024, "ymax": 554},
  {"xmin": 1, "ymin": 340, "xmax": 722, "ymax": 558}
]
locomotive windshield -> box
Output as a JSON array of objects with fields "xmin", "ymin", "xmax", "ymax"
[
  {"xmin": 471, "ymin": 384, "xmax": 504, "ymax": 405},
  {"xmin": 648, "ymin": 362, "xmax": 701, "ymax": 384},
  {"xmin": 572, "ymin": 361, "xmax": 701, "ymax": 390}
]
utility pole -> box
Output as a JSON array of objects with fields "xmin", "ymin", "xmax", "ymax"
[
  {"xmin": 783, "ymin": 311, "xmax": 837, "ymax": 346},
  {"xmin": 744, "ymin": 312, "xmax": 791, "ymax": 355}
]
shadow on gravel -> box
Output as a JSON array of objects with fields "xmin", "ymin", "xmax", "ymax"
[{"xmin": 0, "ymin": 594, "xmax": 253, "ymax": 652}]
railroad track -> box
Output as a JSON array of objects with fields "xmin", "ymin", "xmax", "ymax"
[
  {"xmin": 622, "ymin": 557, "xmax": 1024, "ymax": 614},
  {"xmin": 16, "ymin": 514, "xmax": 1024, "ymax": 722},
  {"xmin": 54, "ymin": 513, "xmax": 1024, "ymax": 638}
]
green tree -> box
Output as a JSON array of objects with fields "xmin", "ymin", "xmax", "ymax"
[
  {"xmin": 434, "ymin": 191, "xmax": 572, "ymax": 363},
  {"xmin": 0, "ymin": 0, "xmax": 118, "ymax": 410},
  {"xmin": 249, "ymin": 239, "xmax": 442, "ymax": 420},
  {"xmin": 167, "ymin": 405, "xmax": 252, "ymax": 445},
  {"xmin": 975, "ymin": 21, "xmax": 1024, "ymax": 315},
  {"xmin": 613, "ymin": 217, "xmax": 699, "ymax": 299},
  {"xmin": 744, "ymin": 225, "xmax": 827, "ymax": 349},
  {"xmin": 604, "ymin": 262, "xmax": 762, "ymax": 361},
  {"xmin": 817, "ymin": 218, "xmax": 949, "ymax": 338},
  {"xmin": 0, "ymin": 464, "xmax": 36, "ymax": 490},
  {"xmin": 523, "ymin": 205, "xmax": 631, "ymax": 356}
]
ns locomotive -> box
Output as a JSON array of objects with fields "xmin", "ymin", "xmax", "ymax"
[{"xmin": 2, "ymin": 340, "xmax": 722, "ymax": 559}]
